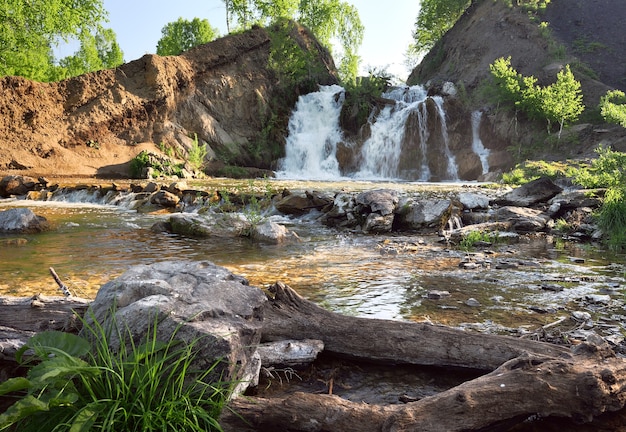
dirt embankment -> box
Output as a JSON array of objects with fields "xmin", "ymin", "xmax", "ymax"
[{"xmin": 0, "ymin": 23, "xmax": 337, "ymax": 179}]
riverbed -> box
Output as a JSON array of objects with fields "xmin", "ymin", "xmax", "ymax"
[{"xmin": 1, "ymin": 178, "xmax": 625, "ymax": 336}]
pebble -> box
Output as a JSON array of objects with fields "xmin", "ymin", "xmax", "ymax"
[
  {"xmin": 428, "ymin": 290, "xmax": 450, "ymax": 300},
  {"xmin": 465, "ymin": 298, "xmax": 481, "ymax": 307}
]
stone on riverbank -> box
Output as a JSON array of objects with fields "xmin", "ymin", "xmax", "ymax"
[
  {"xmin": 0, "ymin": 208, "xmax": 50, "ymax": 233},
  {"xmin": 87, "ymin": 260, "xmax": 267, "ymax": 396}
]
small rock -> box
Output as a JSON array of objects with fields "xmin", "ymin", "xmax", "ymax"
[
  {"xmin": 465, "ymin": 298, "xmax": 481, "ymax": 307},
  {"xmin": 541, "ymin": 284, "xmax": 564, "ymax": 292},
  {"xmin": 428, "ymin": 290, "xmax": 450, "ymax": 300},
  {"xmin": 585, "ymin": 294, "xmax": 611, "ymax": 305}
]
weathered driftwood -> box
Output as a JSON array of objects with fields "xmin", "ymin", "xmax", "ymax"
[
  {"xmin": 260, "ymin": 282, "xmax": 571, "ymax": 370},
  {"xmin": 223, "ymin": 345, "xmax": 626, "ymax": 432},
  {"xmin": 0, "ymin": 295, "xmax": 90, "ymax": 360},
  {"xmin": 220, "ymin": 283, "xmax": 626, "ymax": 432},
  {"xmin": 257, "ymin": 339, "xmax": 324, "ymax": 368}
]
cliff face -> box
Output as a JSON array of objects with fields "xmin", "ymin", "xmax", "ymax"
[
  {"xmin": 407, "ymin": 0, "xmax": 626, "ymax": 174},
  {"xmin": 0, "ymin": 23, "xmax": 337, "ymax": 178}
]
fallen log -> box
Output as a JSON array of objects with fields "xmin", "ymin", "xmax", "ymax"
[
  {"xmin": 223, "ymin": 345, "xmax": 626, "ymax": 432},
  {"xmin": 260, "ymin": 282, "xmax": 571, "ymax": 370},
  {"xmin": 0, "ymin": 295, "xmax": 90, "ymax": 360},
  {"xmin": 218, "ymin": 283, "xmax": 626, "ymax": 431}
]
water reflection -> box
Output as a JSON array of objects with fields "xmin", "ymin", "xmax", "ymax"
[{"xmin": 1, "ymin": 186, "xmax": 625, "ymax": 330}]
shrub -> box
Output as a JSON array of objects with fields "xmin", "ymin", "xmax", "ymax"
[
  {"xmin": 599, "ymin": 90, "xmax": 626, "ymax": 128},
  {"xmin": 188, "ymin": 134, "xmax": 208, "ymax": 171},
  {"xmin": 0, "ymin": 314, "xmax": 232, "ymax": 431}
]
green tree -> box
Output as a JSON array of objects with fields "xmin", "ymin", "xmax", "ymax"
[
  {"xmin": 409, "ymin": 0, "xmax": 471, "ymax": 57},
  {"xmin": 540, "ymin": 65, "xmax": 584, "ymax": 137},
  {"xmin": 0, "ymin": 0, "xmax": 116, "ymax": 81},
  {"xmin": 600, "ymin": 90, "xmax": 626, "ymax": 128},
  {"xmin": 490, "ymin": 57, "xmax": 584, "ymax": 137},
  {"xmin": 156, "ymin": 17, "xmax": 220, "ymax": 56},
  {"xmin": 55, "ymin": 25, "xmax": 123, "ymax": 80},
  {"xmin": 220, "ymin": 0, "xmax": 363, "ymax": 83}
]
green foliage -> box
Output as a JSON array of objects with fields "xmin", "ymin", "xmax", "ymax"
[
  {"xmin": 129, "ymin": 150, "xmax": 185, "ymax": 179},
  {"xmin": 342, "ymin": 68, "xmax": 392, "ymax": 130},
  {"xmin": 55, "ymin": 25, "xmax": 124, "ymax": 80},
  {"xmin": 501, "ymin": 160, "xmax": 582, "ymax": 185},
  {"xmin": 156, "ymin": 17, "xmax": 219, "ymax": 56},
  {"xmin": 459, "ymin": 230, "xmax": 497, "ymax": 251},
  {"xmin": 489, "ymin": 57, "xmax": 584, "ymax": 137},
  {"xmin": 408, "ymin": 0, "xmax": 471, "ymax": 57},
  {"xmin": 0, "ymin": 0, "xmax": 123, "ymax": 81},
  {"xmin": 599, "ymin": 90, "xmax": 626, "ymax": 128},
  {"xmin": 571, "ymin": 146, "xmax": 626, "ymax": 249},
  {"xmin": 0, "ymin": 315, "xmax": 231, "ymax": 432},
  {"xmin": 222, "ymin": 0, "xmax": 363, "ymax": 83},
  {"xmin": 188, "ymin": 134, "xmax": 208, "ymax": 171}
]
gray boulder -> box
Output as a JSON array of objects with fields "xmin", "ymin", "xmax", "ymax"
[
  {"xmin": 495, "ymin": 206, "xmax": 551, "ymax": 232},
  {"xmin": 250, "ymin": 219, "xmax": 300, "ymax": 244},
  {"xmin": 87, "ymin": 260, "xmax": 267, "ymax": 396},
  {"xmin": 168, "ymin": 212, "xmax": 251, "ymax": 238},
  {"xmin": 0, "ymin": 208, "xmax": 50, "ymax": 233},
  {"xmin": 494, "ymin": 177, "xmax": 562, "ymax": 207},
  {"xmin": 395, "ymin": 198, "xmax": 453, "ymax": 231}
]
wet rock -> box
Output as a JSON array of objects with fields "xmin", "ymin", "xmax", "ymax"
[
  {"xmin": 87, "ymin": 260, "xmax": 267, "ymax": 396},
  {"xmin": 585, "ymin": 294, "xmax": 611, "ymax": 305},
  {"xmin": 362, "ymin": 213, "xmax": 395, "ymax": 233},
  {"xmin": 250, "ymin": 220, "xmax": 300, "ymax": 244},
  {"xmin": 494, "ymin": 177, "xmax": 562, "ymax": 207},
  {"xmin": 0, "ymin": 208, "xmax": 50, "ymax": 233},
  {"xmin": 458, "ymin": 192, "xmax": 490, "ymax": 210},
  {"xmin": 465, "ymin": 298, "xmax": 481, "ymax": 307},
  {"xmin": 320, "ymin": 193, "xmax": 359, "ymax": 229},
  {"xmin": 356, "ymin": 189, "xmax": 398, "ymax": 216},
  {"xmin": 495, "ymin": 206, "xmax": 551, "ymax": 232},
  {"xmin": 168, "ymin": 212, "xmax": 251, "ymax": 238},
  {"xmin": 274, "ymin": 190, "xmax": 333, "ymax": 215},
  {"xmin": 0, "ymin": 175, "xmax": 39, "ymax": 197},
  {"xmin": 396, "ymin": 198, "xmax": 452, "ymax": 231},
  {"xmin": 427, "ymin": 290, "xmax": 450, "ymax": 299},
  {"xmin": 548, "ymin": 189, "xmax": 604, "ymax": 211},
  {"xmin": 150, "ymin": 190, "xmax": 180, "ymax": 208},
  {"xmin": 541, "ymin": 283, "xmax": 564, "ymax": 292}
]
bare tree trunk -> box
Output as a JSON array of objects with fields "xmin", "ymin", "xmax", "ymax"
[
  {"xmin": 219, "ymin": 283, "xmax": 626, "ymax": 432},
  {"xmin": 260, "ymin": 282, "xmax": 571, "ymax": 370}
]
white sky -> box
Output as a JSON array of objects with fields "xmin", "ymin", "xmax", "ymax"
[{"xmin": 84, "ymin": 0, "xmax": 422, "ymax": 81}]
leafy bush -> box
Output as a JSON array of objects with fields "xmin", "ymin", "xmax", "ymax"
[
  {"xmin": 0, "ymin": 315, "xmax": 232, "ymax": 431},
  {"xmin": 572, "ymin": 146, "xmax": 626, "ymax": 249},
  {"xmin": 501, "ymin": 160, "xmax": 581, "ymax": 185},
  {"xmin": 489, "ymin": 57, "xmax": 584, "ymax": 137},
  {"xmin": 599, "ymin": 90, "xmax": 626, "ymax": 128},
  {"xmin": 188, "ymin": 134, "xmax": 208, "ymax": 171},
  {"xmin": 459, "ymin": 230, "xmax": 497, "ymax": 251}
]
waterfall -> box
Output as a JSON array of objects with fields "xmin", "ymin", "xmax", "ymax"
[
  {"xmin": 355, "ymin": 86, "xmax": 428, "ymax": 180},
  {"xmin": 471, "ymin": 110, "xmax": 490, "ymax": 175},
  {"xmin": 278, "ymin": 84, "xmax": 462, "ymax": 181},
  {"xmin": 277, "ymin": 85, "xmax": 345, "ymax": 180},
  {"xmin": 431, "ymin": 96, "xmax": 459, "ymax": 181}
]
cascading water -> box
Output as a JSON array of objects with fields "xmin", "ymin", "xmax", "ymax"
[
  {"xmin": 278, "ymin": 84, "xmax": 464, "ymax": 181},
  {"xmin": 355, "ymin": 86, "xmax": 429, "ymax": 180},
  {"xmin": 277, "ymin": 84, "xmax": 345, "ymax": 180},
  {"xmin": 471, "ymin": 110, "xmax": 490, "ymax": 175}
]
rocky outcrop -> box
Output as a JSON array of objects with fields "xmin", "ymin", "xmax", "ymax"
[
  {"xmin": 87, "ymin": 260, "xmax": 267, "ymax": 396},
  {"xmin": 0, "ymin": 23, "xmax": 337, "ymax": 177}
]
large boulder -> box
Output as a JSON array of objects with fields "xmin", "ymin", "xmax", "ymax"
[
  {"xmin": 355, "ymin": 189, "xmax": 399, "ymax": 233},
  {"xmin": 0, "ymin": 175, "xmax": 39, "ymax": 197},
  {"xmin": 395, "ymin": 198, "xmax": 453, "ymax": 231},
  {"xmin": 0, "ymin": 208, "xmax": 50, "ymax": 233},
  {"xmin": 494, "ymin": 177, "xmax": 563, "ymax": 207},
  {"xmin": 168, "ymin": 212, "xmax": 251, "ymax": 238},
  {"xmin": 87, "ymin": 260, "xmax": 267, "ymax": 396}
]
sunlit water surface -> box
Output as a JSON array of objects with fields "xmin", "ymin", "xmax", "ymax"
[{"xmin": 1, "ymin": 179, "xmax": 625, "ymax": 331}]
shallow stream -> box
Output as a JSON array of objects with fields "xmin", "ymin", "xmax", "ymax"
[{"xmin": 1, "ymin": 179, "xmax": 625, "ymax": 336}]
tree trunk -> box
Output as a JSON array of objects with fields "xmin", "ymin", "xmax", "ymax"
[
  {"xmin": 219, "ymin": 282, "xmax": 626, "ymax": 432},
  {"xmin": 260, "ymin": 282, "xmax": 571, "ymax": 370}
]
